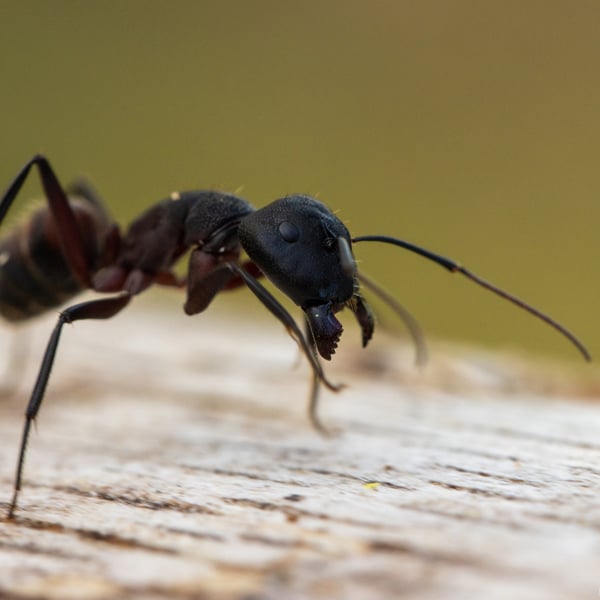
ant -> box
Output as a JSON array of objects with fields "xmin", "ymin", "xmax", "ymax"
[{"xmin": 0, "ymin": 154, "xmax": 590, "ymax": 518}]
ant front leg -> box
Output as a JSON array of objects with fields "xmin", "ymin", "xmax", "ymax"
[
  {"xmin": 303, "ymin": 316, "xmax": 330, "ymax": 434},
  {"xmin": 8, "ymin": 294, "xmax": 131, "ymax": 519},
  {"xmin": 183, "ymin": 255, "xmax": 341, "ymax": 426},
  {"xmin": 227, "ymin": 263, "xmax": 343, "ymax": 425}
]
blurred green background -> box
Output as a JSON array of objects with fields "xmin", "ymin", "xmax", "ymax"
[{"xmin": 0, "ymin": 0, "xmax": 597, "ymax": 363}]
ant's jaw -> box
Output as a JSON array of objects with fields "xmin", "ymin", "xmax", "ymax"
[
  {"xmin": 304, "ymin": 303, "xmax": 343, "ymax": 360},
  {"xmin": 348, "ymin": 293, "xmax": 375, "ymax": 348}
]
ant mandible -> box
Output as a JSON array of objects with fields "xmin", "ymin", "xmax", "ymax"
[{"xmin": 0, "ymin": 154, "xmax": 590, "ymax": 518}]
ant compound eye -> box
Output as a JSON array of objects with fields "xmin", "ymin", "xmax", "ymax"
[{"xmin": 278, "ymin": 221, "xmax": 300, "ymax": 243}]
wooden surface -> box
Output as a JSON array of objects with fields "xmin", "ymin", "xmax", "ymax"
[{"xmin": 0, "ymin": 297, "xmax": 599, "ymax": 599}]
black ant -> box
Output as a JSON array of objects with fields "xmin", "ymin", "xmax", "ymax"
[{"xmin": 0, "ymin": 154, "xmax": 590, "ymax": 518}]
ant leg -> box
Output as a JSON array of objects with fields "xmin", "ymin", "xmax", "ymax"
[
  {"xmin": 0, "ymin": 154, "xmax": 94, "ymax": 287},
  {"xmin": 185, "ymin": 258, "xmax": 338, "ymax": 430},
  {"xmin": 186, "ymin": 257, "xmax": 341, "ymax": 429},
  {"xmin": 302, "ymin": 316, "xmax": 330, "ymax": 434},
  {"xmin": 66, "ymin": 178, "xmax": 111, "ymax": 219},
  {"xmin": 183, "ymin": 251, "xmax": 236, "ymax": 315},
  {"xmin": 184, "ymin": 255, "xmax": 266, "ymax": 314},
  {"xmin": 183, "ymin": 252, "xmax": 264, "ymax": 313},
  {"xmin": 8, "ymin": 294, "xmax": 131, "ymax": 519},
  {"xmin": 227, "ymin": 262, "xmax": 343, "ymax": 395},
  {"xmin": 222, "ymin": 261, "xmax": 263, "ymax": 290},
  {"xmin": 357, "ymin": 272, "xmax": 428, "ymax": 367},
  {"xmin": 66, "ymin": 178, "xmax": 122, "ymax": 269}
]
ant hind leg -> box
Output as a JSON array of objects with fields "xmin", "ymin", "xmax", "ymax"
[{"xmin": 8, "ymin": 294, "xmax": 131, "ymax": 519}]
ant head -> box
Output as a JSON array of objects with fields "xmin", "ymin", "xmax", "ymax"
[
  {"xmin": 239, "ymin": 195, "xmax": 356, "ymax": 309},
  {"xmin": 239, "ymin": 195, "xmax": 362, "ymax": 359}
]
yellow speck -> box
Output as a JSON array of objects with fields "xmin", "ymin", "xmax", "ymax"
[
  {"xmin": 363, "ymin": 481, "xmax": 380, "ymax": 490},
  {"xmin": 170, "ymin": 191, "xmax": 181, "ymax": 201}
]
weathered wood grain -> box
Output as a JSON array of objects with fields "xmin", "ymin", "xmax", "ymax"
[{"xmin": 0, "ymin": 296, "xmax": 599, "ymax": 599}]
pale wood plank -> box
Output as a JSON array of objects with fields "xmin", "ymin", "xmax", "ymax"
[{"xmin": 0, "ymin": 296, "xmax": 598, "ymax": 599}]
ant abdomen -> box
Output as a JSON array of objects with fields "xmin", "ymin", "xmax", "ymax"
[{"xmin": 0, "ymin": 196, "xmax": 110, "ymax": 321}]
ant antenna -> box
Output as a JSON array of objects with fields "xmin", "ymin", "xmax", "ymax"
[
  {"xmin": 352, "ymin": 235, "xmax": 591, "ymax": 362},
  {"xmin": 357, "ymin": 271, "xmax": 428, "ymax": 367}
]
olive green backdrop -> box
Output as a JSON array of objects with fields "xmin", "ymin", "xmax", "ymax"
[{"xmin": 1, "ymin": 1, "xmax": 597, "ymax": 362}]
